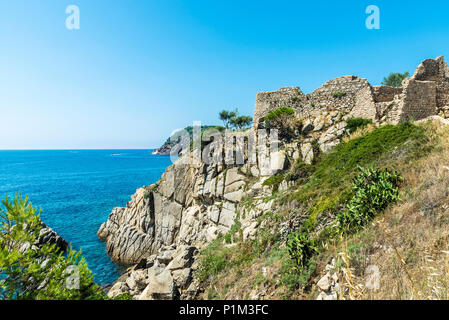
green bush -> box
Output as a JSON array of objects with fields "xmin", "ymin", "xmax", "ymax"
[
  {"xmin": 262, "ymin": 174, "xmax": 285, "ymax": 192},
  {"xmin": 337, "ymin": 166, "xmax": 402, "ymax": 233},
  {"xmin": 346, "ymin": 118, "xmax": 373, "ymax": 134},
  {"xmin": 286, "ymin": 232, "xmax": 317, "ymax": 270},
  {"xmin": 0, "ymin": 194, "xmax": 112, "ymax": 300},
  {"xmin": 264, "ymin": 107, "xmax": 301, "ymax": 141},
  {"xmin": 332, "ymin": 91, "xmax": 347, "ymax": 99}
]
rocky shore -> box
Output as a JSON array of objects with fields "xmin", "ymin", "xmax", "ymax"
[{"xmin": 98, "ymin": 56, "xmax": 449, "ymax": 299}]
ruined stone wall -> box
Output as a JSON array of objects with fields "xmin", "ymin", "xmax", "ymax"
[
  {"xmin": 372, "ymin": 86, "xmax": 403, "ymax": 103},
  {"xmin": 253, "ymin": 56, "xmax": 449, "ymax": 128},
  {"xmin": 397, "ymin": 79, "xmax": 437, "ymax": 123},
  {"xmin": 253, "ymin": 76, "xmax": 373, "ymax": 128},
  {"xmin": 253, "ymin": 87, "xmax": 305, "ymax": 129}
]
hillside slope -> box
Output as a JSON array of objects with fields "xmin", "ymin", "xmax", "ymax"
[{"xmin": 98, "ymin": 56, "xmax": 449, "ymax": 300}]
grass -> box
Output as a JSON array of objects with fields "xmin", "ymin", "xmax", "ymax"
[{"xmin": 289, "ymin": 122, "xmax": 430, "ymax": 211}]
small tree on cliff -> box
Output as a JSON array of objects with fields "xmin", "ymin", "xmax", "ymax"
[
  {"xmin": 219, "ymin": 109, "xmax": 253, "ymax": 130},
  {"xmin": 219, "ymin": 109, "xmax": 237, "ymax": 129},
  {"xmin": 230, "ymin": 115, "xmax": 252, "ymax": 130},
  {"xmin": 382, "ymin": 71, "xmax": 410, "ymax": 87},
  {"xmin": 0, "ymin": 194, "xmax": 127, "ymax": 300}
]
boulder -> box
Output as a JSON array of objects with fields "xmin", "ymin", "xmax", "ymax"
[
  {"xmin": 126, "ymin": 270, "xmax": 148, "ymax": 291},
  {"xmin": 107, "ymin": 282, "xmax": 130, "ymax": 299},
  {"xmin": 138, "ymin": 267, "xmax": 175, "ymax": 300}
]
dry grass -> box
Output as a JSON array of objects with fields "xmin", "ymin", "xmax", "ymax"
[
  {"xmin": 199, "ymin": 119, "xmax": 449, "ymax": 300},
  {"xmin": 324, "ymin": 120, "xmax": 449, "ymax": 299},
  {"xmin": 342, "ymin": 123, "xmax": 377, "ymax": 143}
]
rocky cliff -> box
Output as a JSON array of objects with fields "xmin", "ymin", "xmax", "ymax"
[{"xmin": 98, "ymin": 56, "xmax": 449, "ymax": 299}]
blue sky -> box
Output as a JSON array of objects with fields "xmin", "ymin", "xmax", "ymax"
[{"xmin": 1, "ymin": 0, "xmax": 449, "ymax": 149}]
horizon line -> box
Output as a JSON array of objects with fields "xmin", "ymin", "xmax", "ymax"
[{"xmin": 0, "ymin": 148, "xmax": 159, "ymax": 151}]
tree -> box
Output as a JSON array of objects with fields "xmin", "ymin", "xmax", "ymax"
[
  {"xmin": 0, "ymin": 194, "xmax": 125, "ymax": 300},
  {"xmin": 219, "ymin": 109, "xmax": 237, "ymax": 129},
  {"xmin": 229, "ymin": 116, "xmax": 252, "ymax": 130},
  {"xmin": 219, "ymin": 109, "xmax": 252, "ymax": 131},
  {"xmin": 382, "ymin": 71, "xmax": 410, "ymax": 87}
]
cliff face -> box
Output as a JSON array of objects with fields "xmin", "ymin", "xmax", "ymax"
[{"xmin": 98, "ymin": 56, "xmax": 449, "ymax": 299}]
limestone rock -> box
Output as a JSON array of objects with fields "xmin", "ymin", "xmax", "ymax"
[
  {"xmin": 107, "ymin": 282, "xmax": 130, "ymax": 299},
  {"xmin": 301, "ymin": 143, "xmax": 314, "ymax": 165},
  {"xmin": 126, "ymin": 270, "xmax": 148, "ymax": 292},
  {"xmin": 138, "ymin": 267, "xmax": 175, "ymax": 300}
]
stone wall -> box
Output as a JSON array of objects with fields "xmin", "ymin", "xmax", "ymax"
[
  {"xmin": 396, "ymin": 79, "xmax": 437, "ymax": 123},
  {"xmin": 253, "ymin": 87, "xmax": 304, "ymax": 129},
  {"xmin": 253, "ymin": 56, "xmax": 449, "ymax": 127}
]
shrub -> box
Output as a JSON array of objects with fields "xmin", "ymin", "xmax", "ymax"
[
  {"xmin": 332, "ymin": 91, "xmax": 347, "ymax": 99},
  {"xmin": 337, "ymin": 166, "xmax": 402, "ymax": 233},
  {"xmin": 262, "ymin": 174, "xmax": 284, "ymax": 192},
  {"xmin": 286, "ymin": 232, "xmax": 317, "ymax": 270},
  {"xmin": 346, "ymin": 118, "xmax": 373, "ymax": 134},
  {"xmin": 264, "ymin": 107, "xmax": 301, "ymax": 141}
]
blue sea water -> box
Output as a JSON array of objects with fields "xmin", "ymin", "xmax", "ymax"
[{"xmin": 0, "ymin": 150, "xmax": 172, "ymax": 285}]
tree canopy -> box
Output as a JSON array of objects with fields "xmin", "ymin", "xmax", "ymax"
[
  {"xmin": 381, "ymin": 71, "xmax": 410, "ymax": 87},
  {"xmin": 0, "ymin": 194, "xmax": 130, "ymax": 300},
  {"xmin": 219, "ymin": 109, "xmax": 252, "ymax": 130}
]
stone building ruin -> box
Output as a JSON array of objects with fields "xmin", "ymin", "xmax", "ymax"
[{"xmin": 253, "ymin": 56, "xmax": 449, "ymax": 129}]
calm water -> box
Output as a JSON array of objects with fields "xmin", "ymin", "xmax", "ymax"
[{"xmin": 0, "ymin": 150, "xmax": 172, "ymax": 285}]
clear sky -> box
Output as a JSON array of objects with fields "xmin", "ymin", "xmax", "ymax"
[{"xmin": 1, "ymin": 0, "xmax": 449, "ymax": 149}]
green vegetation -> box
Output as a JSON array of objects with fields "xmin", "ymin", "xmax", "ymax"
[
  {"xmin": 264, "ymin": 107, "xmax": 302, "ymax": 141},
  {"xmin": 382, "ymin": 71, "xmax": 410, "ymax": 87},
  {"xmin": 307, "ymin": 122, "xmax": 427, "ymax": 200},
  {"xmin": 230, "ymin": 116, "xmax": 253, "ymax": 130},
  {"xmin": 286, "ymin": 232, "xmax": 317, "ymax": 270},
  {"xmin": 219, "ymin": 109, "xmax": 253, "ymax": 130},
  {"xmin": 196, "ymin": 121, "xmax": 436, "ymax": 299},
  {"xmin": 262, "ymin": 174, "xmax": 285, "ymax": 192},
  {"xmin": 332, "ymin": 91, "xmax": 347, "ymax": 99},
  {"xmin": 346, "ymin": 117, "xmax": 373, "ymax": 134},
  {"xmin": 0, "ymin": 194, "xmax": 128, "ymax": 300},
  {"xmin": 337, "ymin": 167, "xmax": 402, "ymax": 233},
  {"xmin": 219, "ymin": 110, "xmax": 237, "ymax": 129}
]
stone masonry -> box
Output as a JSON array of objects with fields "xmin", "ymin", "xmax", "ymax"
[{"xmin": 253, "ymin": 56, "xmax": 449, "ymax": 128}]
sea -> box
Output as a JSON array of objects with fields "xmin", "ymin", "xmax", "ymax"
[{"xmin": 0, "ymin": 150, "xmax": 173, "ymax": 285}]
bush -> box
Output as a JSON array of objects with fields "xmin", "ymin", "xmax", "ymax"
[
  {"xmin": 332, "ymin": 91, "xmax": 347, "ymax": 99},
  {"xmin": 0, "ymin": 194, "xmax": 111, "ymax": 300},
  {"xmin": 286, "ymin": 232, "xmax": 317, "ymax": 270},
  {"xmin": 262, "ymin": 174, "xmax": 285, "ymax": 192},
  {"xmin": 346, "ymin": 118, "xmax": 373, "ymax": 134},
  {"xmin": 337, "ymin": 166, "xmax": 402, "ymax": 233},
  {"xmin": 264, "ymin": 107, "xmax": 301, "ymax": 141}
]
